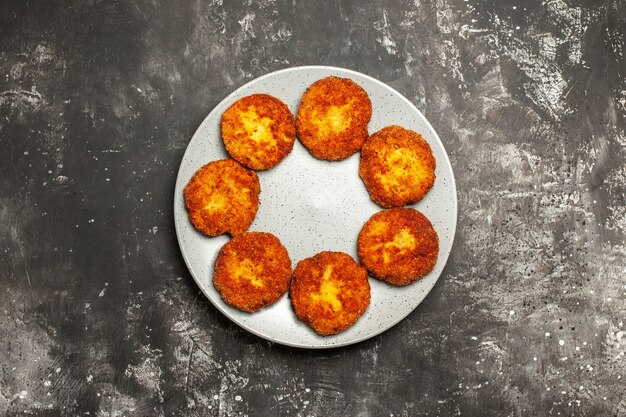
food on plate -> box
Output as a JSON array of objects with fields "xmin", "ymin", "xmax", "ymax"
[
  {"xmin": 184, "ymin": 159, "xmax": 260, "ymax": 236},
  {"xmin": 359, "ymin": 125, "xmax": 436, "ymax": 208},
  {"xmin": 214, "ymin": 232, "xmax": 292, "ymax": 312},
  {"xmin": 296, "ymin": 76, "xmax": 372, "ymax": 161},
  {"xmin": 290, "ymin": 251, "xmax": 370, "ymax": 335},
  {"xmin": 358, "ymin": 208, "xmax": 439, "ymax": 286},
  {"xmin": 221, "ymin": 94, "xmax": 296, "ymax": 170}
]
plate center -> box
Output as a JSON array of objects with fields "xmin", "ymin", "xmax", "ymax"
[{"xmin": 252, "ymin": 141, "xmax": 379, "ymax": 265}]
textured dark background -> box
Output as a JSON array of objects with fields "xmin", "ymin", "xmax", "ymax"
[{"xmin": 1, "ymin": 0, "xmax": 625, "ymax": 416}]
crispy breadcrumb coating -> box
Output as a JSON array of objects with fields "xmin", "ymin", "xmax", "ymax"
[
  {"xmin": 214, "ymin": 232, "xmax": 292, "ymax": 312},
  {"xmin": 360, "ymin": 126, "xmax": 436, "ymax": 208},
  {"xmin": 184, "ymin": 159, "xmax": 260, "ymax": 236},
  {"xmin": 358, "ymin": 208, "xmax": 439, "ymax": 286},
  {"xmin": 296, "ymin": 76, "xmax": 372, "ymax": 161},
  {"xmin": 222, "ymin": 94, "xmax": 296, "ymax": 170},
  {"xmin": 290, "ymin": 251, "xmax": 370, "ymax": 335}
]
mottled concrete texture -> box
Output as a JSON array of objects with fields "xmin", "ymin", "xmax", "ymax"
[{"xmin": 1, "ymin": 0, "xmax": 625, "ymax": 416}]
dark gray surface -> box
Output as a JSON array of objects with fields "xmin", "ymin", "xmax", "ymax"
[{"xmin": 1, "ymin": 0, "xmax": 625, "ymax": 416}]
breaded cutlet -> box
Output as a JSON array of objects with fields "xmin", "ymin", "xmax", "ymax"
[
  {"xmin": 184, "ymin": 159, "xmax": 260, "ymax": 236},
  {"xmin": 358, "ymin": 208, "xmax": 439, "ymax": 286},
  {"xmin": 290, "ymin": 251, "xmax": 370, "ymax": 335},
  {"xmin": 222, "ymin": 94, "xmax": 296, "ymax": 170},
  {"xmin": 296, "ymin": 76, "xmax": 372, "ymax": 161},
  {"xmin": 214, "ymin": 232, "xmax": 292, "ymax": 312},
  {"xmin": 360, "ymin": 125, "xmax": 436, "ymax": 208}
]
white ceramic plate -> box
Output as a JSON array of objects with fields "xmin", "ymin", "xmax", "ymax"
[{"xmin": 174, "ymin": 66, "xmax": 457, "ymax": 348}]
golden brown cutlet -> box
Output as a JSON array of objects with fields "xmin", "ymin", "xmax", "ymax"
[
  {"xmin": 296, "ymin": 76, "xmax": 372, "ymax": 161},
  {"xmin": 360, "ymin": 125, "xmax": 436, "ymax": 208},
  {"xmin": 358, "ymin": 208, "xmax": 439, "ymax": 286},
  {"xmin": 184, "ymin": 159, "xmax": 260, "ymax": 236},
  {"xmin": 290, "ymin": 251, "xmax": 370, "ymax": 335},
  {"xmin": 221, "ymin": 94, "xmax": 296, "ymax": 170},
  {"xmin": 214, "ymin": 232, "xmax": 292, "ymax": 312}
]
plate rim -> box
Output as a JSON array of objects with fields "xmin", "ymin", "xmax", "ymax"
[{"xmin": 174, "ymin": 65, "xmax": 458, "ymax": 349}]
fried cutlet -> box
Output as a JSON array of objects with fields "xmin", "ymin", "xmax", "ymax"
[
  {"xmin": 296, "ymin": 76, "xmax": 372, "ymax": 161},
  {"xmin": 183, "ymin": 159, "xmax": 260, "ymax": 236},
  {"xmin": 359, "ymin": 125, "xmax": 436, "ymax": 208},
  {"xmin": 357, "ymin": 208, "xmax": 439, "ymax": 286},
  {"xmin": 214, "ymin": 232, "xmax": 292, "ymax": 312},
  {"xmin": 290, "ymin": 251, "xmax": 370, "ymax": 335},
  {"xmin": 221, "ymin": 94, "xmax": 296, "ymax": 170}
]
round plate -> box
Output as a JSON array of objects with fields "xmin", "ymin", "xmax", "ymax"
[{"xmin": 174, "ymin": 66, "xmax": 457, "ymax": 348}]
